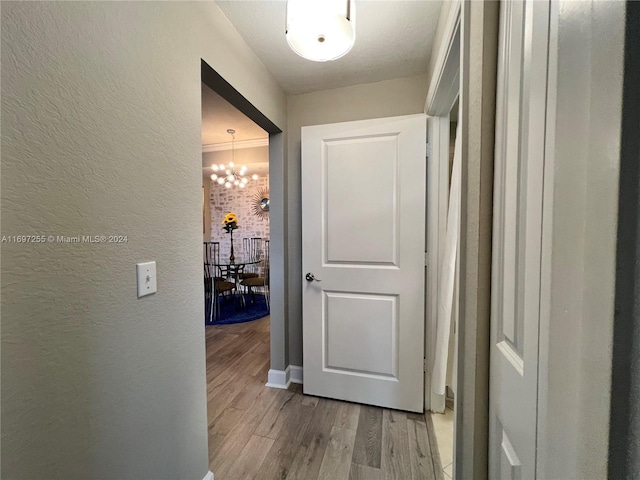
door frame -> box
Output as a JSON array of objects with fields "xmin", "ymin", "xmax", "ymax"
[
  {"xmin": 424, "ymin": 1, "xmax": 500, "ymax": 479},
  {"xmin": 201, "ymin": 61, "xmax": 289, "ymax": 375},
  {"xmin": 425, "ymin": 1, "xmax": 627, "ymax": 478},
  {"xmin": 424, "ymin": 0, "xmax": 461, "ymax": 416}
]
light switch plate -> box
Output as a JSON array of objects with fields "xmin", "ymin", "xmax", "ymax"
[{"xmin": 136, "ymin": 261, "xmax": 157, "ymax": 297}]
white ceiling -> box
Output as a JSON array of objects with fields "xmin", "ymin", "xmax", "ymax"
[
  {"xmin": 215, "ymin": 0, "xmax": 442, "ymax": 95},
  {"xmin": 201, "ymin": 84, "xmax": 269, "ymax": 178},
  {"xmin": 201, "ymin": 83, "xmax": 268, "ymax": 145},
  {"xmin": 202, "ymin": 1, "xmax": 443, "ymax": 177}
]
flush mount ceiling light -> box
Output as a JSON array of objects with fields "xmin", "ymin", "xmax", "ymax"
[
  {"xmin": 286, "ymin": 0, "xmax": 356, "ymax": 62},
  {"xmin": 210, "ymin": 129, "xmax": 258, "ymax": 189}
]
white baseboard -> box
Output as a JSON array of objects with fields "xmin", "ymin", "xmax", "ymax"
[
  {"xmin": 203, "ymin": 471, "xmax": 214, "ymax": 480},
  {"xmin": 265, "ymin": 366, "xmax": 291, "ymax": 389},
  {"xmin": 265, "ymin": 365, "xmax": 304, "ymax": 389},
  {"xmin": 290, "ymin": 365, "xmax": 303, "ymax": 384}
]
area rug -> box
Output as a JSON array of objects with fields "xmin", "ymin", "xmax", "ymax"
[{"xmin": 205, "ymin": 294, "xmax": 269, "ymax": 326}]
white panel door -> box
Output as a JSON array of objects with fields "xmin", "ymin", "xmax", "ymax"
[
  {"xmin": 302, "ymin": 114, "xmax": 426, "ymax": 413},
  {"xmin": 490, "ymin": 0, "xmax": 550, "ymax": 478}
]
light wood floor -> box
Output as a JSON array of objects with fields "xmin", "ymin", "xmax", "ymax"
[{"xmin": 206, "ymin": 316, "xmax": 444, "ymax": 480}]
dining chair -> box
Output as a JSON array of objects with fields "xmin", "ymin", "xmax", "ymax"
[
  {"xmin": 240, "ymin": 238, "xmax": 269, "ymax": 307},
  {"xmin": 203, "ymin": 242, "xmax": 214, "ymax": 323},
  {"xmin": 239, "ymin": 237, "xmax": 263, "ymax": 283},
  {"xmin": 204, "ymin": 241, "xmax": 235, "ymax": 322}
]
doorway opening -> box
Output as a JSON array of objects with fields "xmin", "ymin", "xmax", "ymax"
[
  {"xmin": 202, "ymin": 84, "xmax": 270, "ymax": 325},
  {"xmin": 200, "ymin": 60, "xmax": 283, "ymax": 472},
  {"xmin": 201, "ymin": 62, "xmax": 446, "ymax": 479}
]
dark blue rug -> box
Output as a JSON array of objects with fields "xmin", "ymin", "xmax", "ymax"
[{"xmin": 205, "ymin": 294, "xmax": 269, "ymax": 326}]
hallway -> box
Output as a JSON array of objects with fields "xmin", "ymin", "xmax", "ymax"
[{"xmin": 206, "ymin": 317, "xmax": 444, "ymax": 479}]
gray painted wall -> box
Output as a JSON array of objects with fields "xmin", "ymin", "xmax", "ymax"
[
  {"xmin": 1, "ymin": 2, "xmax": 285, "ymax": 478},
  {"xmin": 268, "ymin": 133, "xmax": 290, "ymax": 370},
  {"xmin": 454, "ymin": 1, "xmax": 498, "ymax": 477},
  {"xmin": 286, "ymin": 75, "xmax": 429, "ymax": 366}
]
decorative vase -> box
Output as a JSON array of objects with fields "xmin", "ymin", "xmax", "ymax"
[{"xmin": 229, "ymin": 229, "xmax": 235, "ymax": 263}]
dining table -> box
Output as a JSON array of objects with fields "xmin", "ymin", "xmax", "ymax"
[
  {"xmin": 214, "ymin": 255, "xmax": 263, "ymax": 290},
  {"xmin": 204, "ymin": 254, "xmax": 264, "ymax": 324}
]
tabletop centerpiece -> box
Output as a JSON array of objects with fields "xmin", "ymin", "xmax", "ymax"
[{"xmin": 222, "ymin": 212, "xmax": 239, "ymax": 263}]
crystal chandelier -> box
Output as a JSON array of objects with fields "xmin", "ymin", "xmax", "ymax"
[{"xmin": 210, "ymin": 129, "xmax": 258, "ymax": 189}]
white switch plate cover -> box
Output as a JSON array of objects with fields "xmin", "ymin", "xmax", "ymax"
[{"xmin": 136, "ymin": 261, "xmax": 157, "ymax": 297}]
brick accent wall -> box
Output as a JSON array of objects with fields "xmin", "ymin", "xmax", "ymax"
[{"xmin": 208, "ymin": 175, "xmax": 270, "ymax": 258}]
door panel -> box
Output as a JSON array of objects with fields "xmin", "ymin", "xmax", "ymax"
[
  {"xmin": 490, "ymin": 0, "xmax": 550, "ymax": 477},
  {"xmin": 325, "ymin": 136, "xmax": 399, "ymax": 265},
  {"xmin": 302, "ymin": 114, "xmax": 426, "ymax": 412},
  {"xmin": 499, "ymin": 428, "xmax": 523, "ymax": 480},
  {"xmin": 324, "ymin": 292, "xmax": 398, "ymax": 377}
]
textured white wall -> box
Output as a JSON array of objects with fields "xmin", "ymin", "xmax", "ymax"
[
  {"xmin": 286, "ymin": 75, "xmax": 429, "ymax": 366},
  {"xmin": 1, "ymin": 2, "xmax": 285, "ymax": 479}
]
